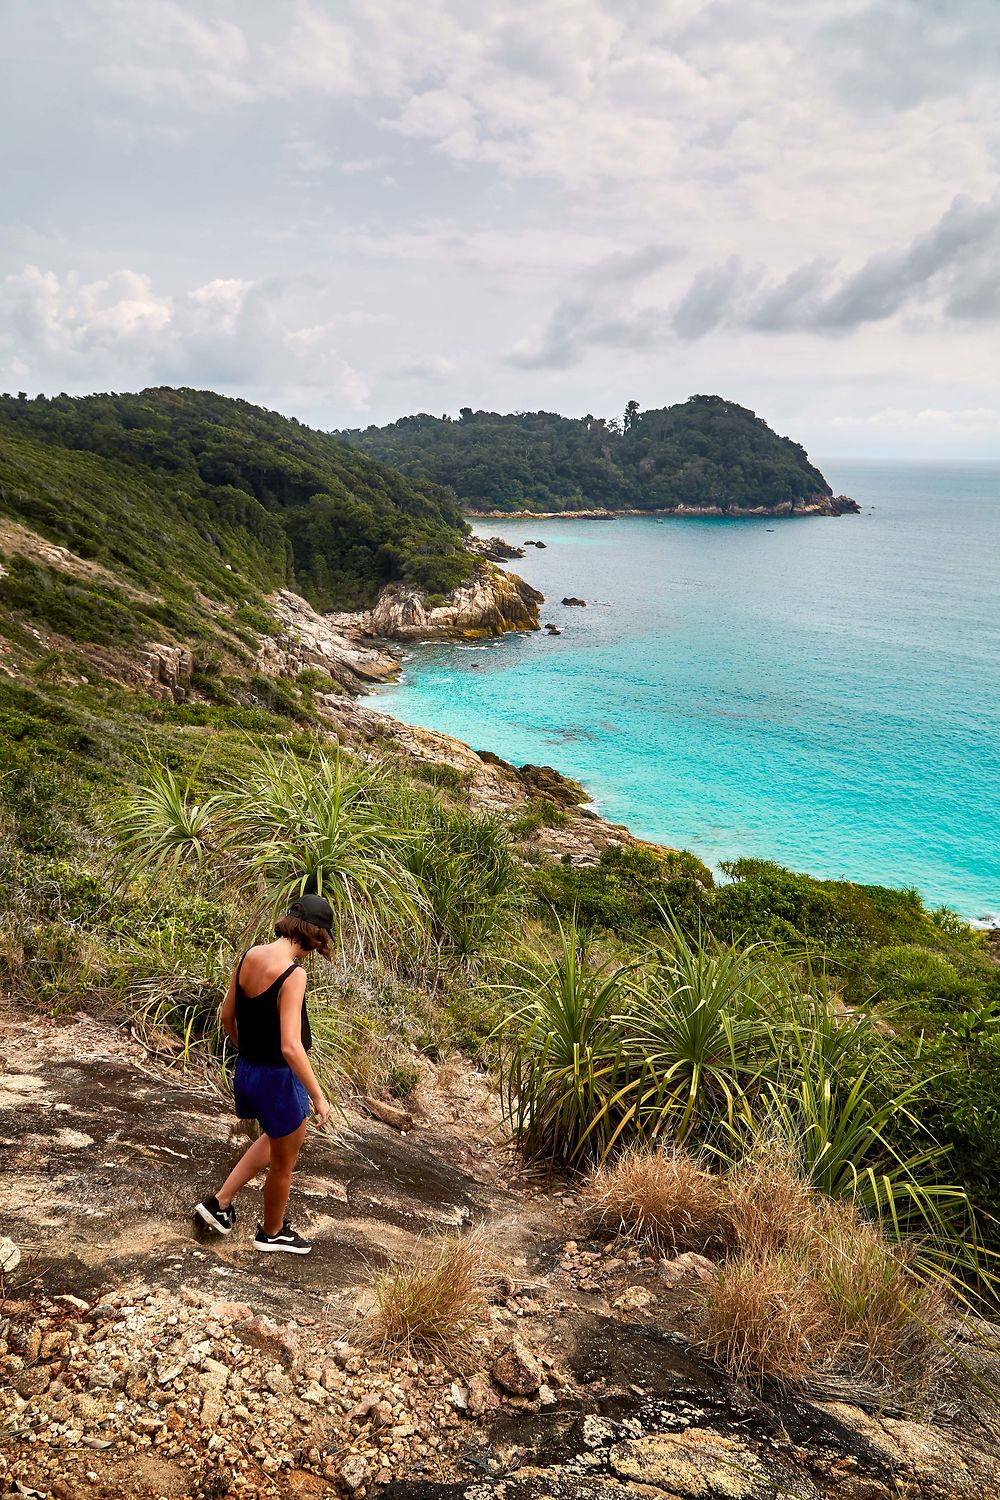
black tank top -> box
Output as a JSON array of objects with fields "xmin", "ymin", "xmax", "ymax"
[{"xmin": 234, "ymin": 955, "xmax": 312, "ymax": 1067}]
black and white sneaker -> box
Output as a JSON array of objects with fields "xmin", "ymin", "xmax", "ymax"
[
  {"xmin": 254, "ymin": 1221, "xmax": 311, "ymax": 1255},
  {"xmin": 194, "ymin": 1196, "xmax": 236, "ymax": 1235}
]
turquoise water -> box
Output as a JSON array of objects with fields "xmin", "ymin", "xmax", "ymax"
[{"xmin": 375, "ymin": 462, "xmax": 1000, "ymax": 919}]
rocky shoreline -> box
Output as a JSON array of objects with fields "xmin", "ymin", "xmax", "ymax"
[{"xmin": 468, "ymin": 494, "xmax": 860, "ymax": 518}]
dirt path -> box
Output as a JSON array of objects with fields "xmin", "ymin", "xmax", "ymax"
[{"xmin": 4, "ymin": 1007, "xmax": 1000, "ymax": 1500}]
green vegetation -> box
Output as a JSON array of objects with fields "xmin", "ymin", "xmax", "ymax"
[
  {"xmin": 1, "ymin": 389, "xmax": 997, "ymax": 1352},
  {"xmin": 0, "ymin": 386, "xmax": 473, "ymax": 617},
  {"xmin": 336, "ymin": 395, "xmax": 833, "ymax": 514}
]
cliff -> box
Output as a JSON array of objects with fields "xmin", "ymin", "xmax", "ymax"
[{"xmin": 341, "ymin": 562, "xmax": 543, "ymax": 641}]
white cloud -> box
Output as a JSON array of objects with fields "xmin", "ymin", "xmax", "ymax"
[{"xmin": 0, "ymin": 265, "xmax": 370, "ymax": 410}]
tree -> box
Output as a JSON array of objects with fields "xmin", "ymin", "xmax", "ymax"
[{"xmin": 623, "ymin": 398, "xmax": 640, "ymax": 435}]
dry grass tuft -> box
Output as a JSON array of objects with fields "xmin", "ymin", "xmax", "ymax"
[
  {"xmin": 721, "ymin": 1139, "xmax": 822, "ymax": 1259},
  {"xmin": 365, "ymin": 1227, "xmax": 495, "ymax": 1358},
  {"xmin": 814, "ymin": 1209, "xmax": 951, "ymax": 1391},
  {"xmin": 701, "ymin": 1175, "xmax": 952, "ymax": 1393},
  {"xmin": 700, "ymin": 1254, "xmax": 835, "ymax": 1385},
  {"xmin": 584, "ymin": 1146, "xmax": 726, "ymax": 1255},
  {"xmin": 583, "ymin": 1140, "xmax": 954, "ymax": 1395}
]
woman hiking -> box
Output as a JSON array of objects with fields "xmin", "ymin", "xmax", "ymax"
[{"xmin": 194, "ymin": 894, "xmax": 334, "ymax": 1255}]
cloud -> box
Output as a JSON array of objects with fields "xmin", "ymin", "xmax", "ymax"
[
  {"xmin": 506, "ymin": 244, "xmax": 679, "ymax": 369},
  {"xmin": 814, "ymin": 194, "xmax": 1000, "ymax": 329},
  {"xmin": 672, "ymin": 257, "xmax": 749, "ymax": 340},
  {"xmin": 831, "ymin": 404, "xmax": 1000, "ymax": 434},
  {"xmin": 0, "ymin": 264, "xmax": 370, "ymax": 410},
  {"xmin": 3, "ymin": 1, "xmax": 1000, "ymax": 446}
]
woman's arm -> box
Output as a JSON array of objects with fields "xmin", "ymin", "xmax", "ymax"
[
  {"xmin": 220, "ymin": 968, "xmax": 238, "ymax": 1048},
  {"xmin": 279, "ymin": 972, "xmax": 331, "ymax": 1126}
]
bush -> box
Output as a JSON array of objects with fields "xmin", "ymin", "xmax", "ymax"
[
  {"xmin": 852, "ymin": 944, "xmax": 975, "ymax": 1007},
  {"xmin": 712, "ymin": 859, "xmax": 899, "ymax": 949},
  {"xmin": 532, "ymin": 842, "xmax": 713, "ymax": 939}
]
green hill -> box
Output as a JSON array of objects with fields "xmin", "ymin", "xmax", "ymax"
[
  {"xmin": 0, "ymin": 387, "xmax": 473, "ymax": 616},
  {"xmin": 336, "ymin": 395, "xmax": 838, "ymax": 514}
]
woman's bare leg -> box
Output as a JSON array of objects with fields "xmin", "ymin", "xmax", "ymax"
[
  {"xmin": 216, "ymin": 1133, "xmax": 270, "ymax": 1208},
  {"xmin": 262, "ymin": 1121, "xmax": 307, "ymax": 1236}
]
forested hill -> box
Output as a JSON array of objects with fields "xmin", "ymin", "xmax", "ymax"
[
  {"xmin": 0, "ymin": 387, "xmax": 473, "ymax": 610},
  {"xmin": 336, "ymin": 395, "xmax": 836, "ymax": 514}
]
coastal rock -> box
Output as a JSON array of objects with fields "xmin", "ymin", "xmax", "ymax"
[
  {"xmin": 562, "ymin": 596, "xmax": 587, "ymax": 606},
  {"xmin": 470, "ymin": 496, "xmax": 861, "ymax": 519},
  {"xmin": 358, "ymin": 563, "xmax": 542, "ymax": 640},
  {"xmin": 516, "ymin": 762, "xmax": 588, "ymax": 808},
  {"xmin": 262, "ymin": 588, "xmax": 400, "ymax": 693},
  {"xmin": 467, "ymin": 535, "xmax": 526, "ymax": 561},
  {"xmin": 545, "ymin": 623, "xmax": 561, "ymax": 634}
]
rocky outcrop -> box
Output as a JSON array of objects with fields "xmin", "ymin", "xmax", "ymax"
[
  {"xmin": 260, "ymin": 588, "xmax": 400, "ymax": 693},
  {"xmin": 5, "ymin": 1008, "xmax": 1000, "ymax": 1500},
  {"xmin": 355, "ymin": 563, "xmax": 542, "ymax": 641},
  {"xmin": 137, "ymin": 642, "xmax": 193, "ymax": 701},
  {"xmin": 467, "ymin": 536, "xmax": 526, "ymax": 561}
]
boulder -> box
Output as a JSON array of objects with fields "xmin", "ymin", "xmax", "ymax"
[
  {"xmin": 562, "ymin": 596, "xmax": 586, "ymax": 606},
  {"xmin": 467, "ymin": 536, "xmax": 526, "ymax": 561},
  {"xmin": 139, "ymin": 642, "xmax": 193, "ymax": 702}
]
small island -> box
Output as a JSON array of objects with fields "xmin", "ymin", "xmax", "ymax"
[{"xmin": 336, "ymin": 394, "xmax": 860, "ymax": 518}]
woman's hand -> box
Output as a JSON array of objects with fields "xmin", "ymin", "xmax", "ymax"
[{"xmin": 312, "ymin": 1093, "xmax": 332, "ymax": 1127}]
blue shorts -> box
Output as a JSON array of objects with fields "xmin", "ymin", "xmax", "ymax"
[{"xmin": 234, "ymin": 1057, "xmax": 310, "ymax": 1139}]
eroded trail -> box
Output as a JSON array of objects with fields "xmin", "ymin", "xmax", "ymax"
[{"xmin": 3, "ymin": 1007, "xmax": 1000, "ymax": 1500}]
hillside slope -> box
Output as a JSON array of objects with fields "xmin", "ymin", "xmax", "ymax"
[
  {"xmin": 0, "ymin": 387, "xmax": 474, "ymax": 613},
  {"xmin": 336, "ymin": 395, "xmax": 856, "ymax": 515}
]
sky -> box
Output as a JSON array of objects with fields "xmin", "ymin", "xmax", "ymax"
[{"xmin": 1, "ymin": 0, "xmax": 999, "ymax": 458}]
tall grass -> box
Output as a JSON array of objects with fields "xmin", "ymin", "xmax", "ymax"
[
  {"xmin": 623, "ymin": 929, "xmax": 788, "ymax": 1145},
  {"xmin": 220, "ymin": 746, "xmax": 424, "ymax": 961},
  {"xmin": 115, "ymin": 745, "xmax": 524, "ymax": 972},
  {"xmin": 366, "ymin": 1229, "xmax": 495, "ymax": 1358},
  {"xmin": 589, "ymin": 1144, "xmax": 954, "ymax": 1396}
]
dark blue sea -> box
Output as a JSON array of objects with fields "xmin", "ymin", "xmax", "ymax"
[{"xmin": 375, "ymin": 461, "xmax": 1000, "ymax": 920}]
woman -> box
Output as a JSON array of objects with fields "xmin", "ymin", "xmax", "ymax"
[{"xmin": 194, "ymin": 894, "xmax": 333, "ymax": 1255}]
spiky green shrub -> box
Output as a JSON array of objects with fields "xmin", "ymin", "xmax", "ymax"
[
  {"xmin": 497, "ymin": 917, "xmax": 634, "ymax": 1170},
  {"xmin": 398, "ymin": 793, "xmax": 523, "ymax": 963}
]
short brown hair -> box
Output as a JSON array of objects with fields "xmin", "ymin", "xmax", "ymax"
[{"xmin": 274, "ymin": 914, "xmax": 333, "ymax": 958}]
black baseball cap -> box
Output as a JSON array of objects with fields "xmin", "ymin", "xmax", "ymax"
[{"xmin": 287, "ymin": 893, "xmax": 335, "ymax": 932}]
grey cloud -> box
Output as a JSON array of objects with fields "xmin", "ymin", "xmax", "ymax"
[
  {"xmin": 815, "ymin": 194, "xmax": 1000, "ymax": 329},
  {"xmin": 747, "ymin": 261, "xmax": 831, "ymax": 332},
  {"xmin": 821, "ymin": 0, "xmax": 1000, "ymax": 111},
  {"xmin": 509, "ymin": 192, "xmax": 1000, "ymax": 370},
  {"xmin": 672, "ymin": 258, "xmax": 747, "ymax": 340},
  {"xmin": 506, "ymin": 244, "xmax": 678, "ymax": 369}
]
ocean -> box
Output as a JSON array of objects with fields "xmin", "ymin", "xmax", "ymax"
[{"xmin": 374, "ymin": 461, "xmax": 1000, "ymax": 921}]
